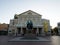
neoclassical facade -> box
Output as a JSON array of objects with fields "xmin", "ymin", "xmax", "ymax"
[{"xmin": 8, "ymin": 10, "xmax": 51, "ymax": 36}]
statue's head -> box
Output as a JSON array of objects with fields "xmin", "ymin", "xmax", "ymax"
[{"xmin": 27, "ymin": 20, "xmax": 33, "ymax": 30}]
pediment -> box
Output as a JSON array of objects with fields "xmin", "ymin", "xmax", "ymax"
[{"xmin": 18, "ymin": 10, "xmax": 42, "ymax": 17}]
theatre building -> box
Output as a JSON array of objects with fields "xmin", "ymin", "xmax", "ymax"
[{"xmin": 8, "ymin": 10, "xmax": 51, "ymax": 36}]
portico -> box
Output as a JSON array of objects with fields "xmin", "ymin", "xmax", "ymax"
[{"xmin": 16, "ymin": 25, "xmax": 43, "ymax": 36}]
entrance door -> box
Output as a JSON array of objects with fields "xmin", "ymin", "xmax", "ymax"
[
  {"xmin": 32, "ymin": 28, "xmax": 37, "ymax": 34},
  {"xmin": 39, "ymin": 28, "xmax": 42, "ymax": 34},
  {"xmin": 17, "ymin": 28, "xmax": 21, "ymax": 34},
  {"xmin": 22, "ymin": 28, "xmax": 26, "ymax": 34}
]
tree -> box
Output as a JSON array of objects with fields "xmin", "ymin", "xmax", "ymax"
[{"xmin": 53, "ymin": 27, "xmax": 58, "ymax": 35}]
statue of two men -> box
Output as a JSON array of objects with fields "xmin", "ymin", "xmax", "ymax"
[{"xmin": 27, "ymin": 20, "xmax": 33, "ymax": 30}]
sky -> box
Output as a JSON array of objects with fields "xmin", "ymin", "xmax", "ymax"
[{"xmin": 0, "ymin": 0, "xmax": 60, "ymax": 28}]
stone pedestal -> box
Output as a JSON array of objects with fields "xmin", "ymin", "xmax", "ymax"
[{"xmin": 23, "ymin": 29, "xmax": 37, "ymax": 39}]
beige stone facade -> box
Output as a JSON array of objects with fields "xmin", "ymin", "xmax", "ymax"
[{"xmin": 8, "ymin": 10, "xmax": 51, "ymax": 36}]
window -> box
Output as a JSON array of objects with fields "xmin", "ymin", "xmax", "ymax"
[
  {"xmin": 9, "ymin": 30, "xmax": 11, "ymax": 32},
  {"xmin": 58, "ymin": 28, "xmax": 60, "ymax": 30},
  {"xmin": 12, "ymin": 20, "xmax": 14, "ymax": 25}
]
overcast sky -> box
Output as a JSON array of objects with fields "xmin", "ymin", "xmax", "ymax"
[{"xmin": 0, "ymin": 0, "xmax": 60, "ymax": 28}]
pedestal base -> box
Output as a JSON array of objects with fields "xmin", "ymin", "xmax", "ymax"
[{"xmin": 8, "ymin": 37, "xmax": 51, "ymax": 42}]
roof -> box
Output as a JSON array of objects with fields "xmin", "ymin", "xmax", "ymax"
[{"xmin": 15, "ymin": 10, "xmax": 42, "ymax": 16}]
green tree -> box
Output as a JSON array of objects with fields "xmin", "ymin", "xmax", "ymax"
[{"xmin": 53, "ymin": 27, "xmax": 58, "ymax": 35}]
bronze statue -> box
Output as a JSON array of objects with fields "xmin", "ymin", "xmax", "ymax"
[{"xmin": 27, "ymin": 20, "xmax": 33, "ymax": 30}]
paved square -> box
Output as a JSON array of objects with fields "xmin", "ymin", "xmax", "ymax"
[{"xmin": 0, "ymin": 36, "xmax": 60, "ymax": 45}]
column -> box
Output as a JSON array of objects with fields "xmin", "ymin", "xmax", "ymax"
[
  {"xmin": 13, "ymin": 26, "xmax": 17, "ymax": 36},
  {"xmin": 21, "ymin": 27, "xmax": 23, "ymax": 34},
  {"xmin": 41, "ymin": 27, "xmax": 45, "ymax": 36},
  {"xmin": 36, "ymin": 27, "xmax": 39, "ymax": 35},
  {"xmin": 15, "ymin": 28, "xmax": 17, "ymax": 36}
]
